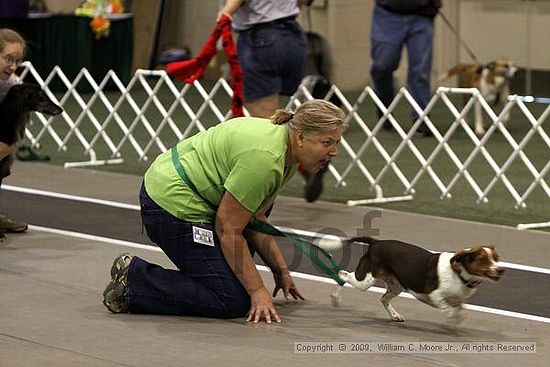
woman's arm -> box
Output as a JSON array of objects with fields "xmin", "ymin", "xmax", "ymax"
[
  {"xmin": 215, "ymin": 191, "xmax": 281, "ymax": 323},
  {"xmin": 243, "ymin": 217, "xmax": 304, "ymax": 301},
  {"xmin": 0, "ymin": 142, "xmax": 17, "ymax": 160},
  {"xmin": 244, "ymin": 223, "xmax": 288, "ymax": 275},
  {"xmin": 218, "ymin": 0, "xmax": 245, "ymax": 19}
]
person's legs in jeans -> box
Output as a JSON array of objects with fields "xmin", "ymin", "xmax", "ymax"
[
  {"xmin": 125, "ymin": 185, "xmax": 250, "ymax": 318},
  {"xmin": 406, "ymin": 15, "xmax": 434, "ymax": 133},
  {"xmin": 238, "ymin": 26, "xmax": 281, "ymax": 118},
  {"xmin": 238, "ymin": 22, "xmax": 306, "ymax": 118},
  {"xmin": 279, "ymin": 22, "xmax": 307, "ymax": 98},
  {"xmin": 370, "ymin": 5, "xmax": 406, "ymax": 124}
]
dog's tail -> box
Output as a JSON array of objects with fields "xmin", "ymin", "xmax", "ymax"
[
  {"xmin": 348, "ymin": 236, "xmax": 376, "ymax": 245},
  {"xmin": 438, "ymin": 64, "xmax": 474, "ymax": 82}
]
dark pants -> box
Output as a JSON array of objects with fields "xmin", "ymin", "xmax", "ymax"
[
  {"xmin": 238, "ymin": 20, "xmax": 307, "ymax": 102},
  {"xmin": 127, "ymin": 184, "xmax": 250, "ymax": 318},
  {"xmin": 370, "ymin": 4, "xmax": 434, "ymax": 121}
]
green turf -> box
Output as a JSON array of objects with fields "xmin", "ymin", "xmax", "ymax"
[{"xmin": 27, "ymin": 78, "xmax": 550, "ymax": 230}]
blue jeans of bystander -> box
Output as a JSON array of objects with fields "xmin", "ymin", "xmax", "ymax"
[
  {"xmin": 370, "ymin": 4, "xmax": 434, "ymax": 120},
  {"xmin": 238, "ymin": 20, "xmax": 307, "ymax": 102}
]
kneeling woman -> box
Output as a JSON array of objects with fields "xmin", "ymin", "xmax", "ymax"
[{"xmin": 103, "ymin": 99, "xmax": 346, "ymax": 323}]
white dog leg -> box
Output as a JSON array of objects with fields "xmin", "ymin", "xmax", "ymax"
[
  {"xmin": 501, "ymin": 111, "xmax": 510, "ymax": 125},
  {"xmin": 330, "ymin": 285, "xmax": 343, "ymax": 307},
  {"xmin": 429, "ymin": 290, "xmax": 465, "ymax": 326},
  {"xmin": 500, "ymin": 84, "xmax": 511, "ymax": 125},
  {"xmin": 500, "ymin": 95, "xmax": 510, "ymax": 126},
  {"xmin": 338, "ymin": 270, "xmax": 375, "ymax": 291},
  {"xmin": 475, "ymin": 99, "xmax": 486, "ymax": 136}
]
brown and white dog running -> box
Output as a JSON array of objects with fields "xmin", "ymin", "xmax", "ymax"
[
  {"xmin": 332, "ymin": 237, "xmax": 504, "ymax": 325},
  {"xmin": 439, "ymin": 57, "xmax": 517, "ymax": 136}
]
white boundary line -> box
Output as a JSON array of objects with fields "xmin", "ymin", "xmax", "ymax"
[
  {"xmin": 9, "ymin": 184, "xmax": 550, "ymax": 276},
  {"xmin": 28, "ymin": 224, "xmax": 550, "ymax": 324},
  {"xmin": 3, "ymin": 184, "xmax": 141, "ymax": 211}
]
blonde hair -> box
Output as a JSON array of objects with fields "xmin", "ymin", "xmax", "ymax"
[
  {"xmin": 0, "ymin": 28, "xmax": 26, "ymax": 55},
  {"xmin": 271, "ymin": 99, "xmax": 346, "ymax": 134}
]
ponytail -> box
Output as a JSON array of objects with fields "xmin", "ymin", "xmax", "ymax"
[
  {"xmin": 271, "ymin": 109, "xmax": 294, "ymax": 125},
  {"xmin": 271, "ymin": 99, "xmax": 346, "ymax": 133}
]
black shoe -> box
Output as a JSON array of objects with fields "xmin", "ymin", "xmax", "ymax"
[
  {"xmin": 303, "ymin": 164, "xmax": 328, "ymax": 203},
  {"xmin": 16, "ymin": 146, "xmax": 50, "ymax": 161},
  {"xmin": 416, "ymin": 123, "xmax": 433, "ymax": 137},
  {"xmin": 377, "ymin": 108, "xmax": 393, "ymax": 131}
]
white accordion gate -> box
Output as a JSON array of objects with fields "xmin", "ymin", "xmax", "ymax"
[{"xmin": 18, "ymin": 62, "xmax": 549, "ymax": 230}]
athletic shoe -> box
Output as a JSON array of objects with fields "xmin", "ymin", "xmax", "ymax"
[
  {"xmin": 103, "ymin": 253, "xmax": 133, "ymax": 313},
  {"xmin": 0, "ymin": 213, "xmax": 28, "ymax": 233},
  {"xmin": 16, "ymin": 145, "xmax": 50, "ymax": 161}
]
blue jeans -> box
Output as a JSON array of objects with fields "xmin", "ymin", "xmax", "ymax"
[
  {"xmin": 370, "ymin": 4, "xmax": 434, "ymax": 120},
  {"xmin": 126, "ymin": 184, "xmax": 250, "ymax": 318},
  {"xmin": 238, "ymin": 20, "xmax": 307, "ymax": 102}
]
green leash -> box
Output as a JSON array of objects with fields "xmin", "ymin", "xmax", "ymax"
[
  {"xmin": 171, "ymin": 146, "xmax": 344, "ymax": 286},
  {"xmin": 247, "ymin": 218, "xmax": 344, "ymax": 285}
]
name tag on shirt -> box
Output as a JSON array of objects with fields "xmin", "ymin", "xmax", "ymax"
[{"xmin": 192, "ymin": 226, "xmax": 215, "ymax": 246}]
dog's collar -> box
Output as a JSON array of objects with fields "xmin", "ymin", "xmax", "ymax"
[{"xmin": 458, "ymin": 272, "xmax": 481, "ymax": 288}]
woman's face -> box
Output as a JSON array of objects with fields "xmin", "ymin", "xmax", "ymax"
[
  {"xmin": 0, "ymin": 42, "xmax": 24, "ymax": 81},
  {"xmin": 296, "ymin": 127, "xmax": 342, "ymax": 173}
]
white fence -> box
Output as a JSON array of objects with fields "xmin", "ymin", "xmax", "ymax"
[{"xmin": 18, "ymin": 62, "xmax": 549, "ymax": 230}]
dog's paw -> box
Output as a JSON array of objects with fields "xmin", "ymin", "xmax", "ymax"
[
  {"xmin": 445, "ymin": 312, "xmax": 466, "ymax": 326},
  {"xmin": 453, "ymin": 313, "xmax": 466, "ymax": 324},
  {"xmin": 330, "ymin": 292, "xmax": 342, "ymax": 308},
  {"xmin": 338, "ymin": 270, "xmax": 352, "ymax": 282},
  {"xmin": 475, "ymin": 127, "xmax": 486, "ymax": 136},
  {"xmin": 330, "ymin": 285, "xmax": 343, "ymax": 307},
  {"xmin": 390, "ymin": 313, "xmax": 406, "ymax": 322}
]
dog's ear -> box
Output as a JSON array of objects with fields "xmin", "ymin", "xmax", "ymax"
[
  {"xmin": 450, "ymin": 248, "xmax": 477, "ymax": 272},
  {"xmin": 486, "ymin": 245, "xmax": 499, "ymax": 261},
  {"xmin": 485, "ymin": 61, "xmax": 496, "ymax": 70}
]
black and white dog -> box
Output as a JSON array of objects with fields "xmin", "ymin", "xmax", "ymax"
[{"xmin": 332, "ymin": 237, "xmax": 504, "ymax": 325}]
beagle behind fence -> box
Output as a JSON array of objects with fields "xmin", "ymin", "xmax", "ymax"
[{"xmin": 439, "ymin": 57, "xmax": 517, "ymax": 136}]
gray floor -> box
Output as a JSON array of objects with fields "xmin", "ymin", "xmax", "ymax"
[{"xmin": 1, "ymin": 162, "xmax": 549, "ymax": 367}]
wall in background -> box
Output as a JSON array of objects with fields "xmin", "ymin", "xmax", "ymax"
[
  {"xmin": 46, "ymin": 0, "xmax": 81, "ymax": 13},
  {"xmin": 43, "ymin": 0, "xmax": 550, "ymax": 95}
]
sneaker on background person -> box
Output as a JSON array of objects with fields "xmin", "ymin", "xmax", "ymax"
[
  {"xmin": 416, "ymin": 122, "xmax": 434, "ymax": 137},
  {"xmin": 0, "ymin": 212, "xmax": 28, "ymax": 233},
  {"xmin": 16, "ymin": 145, "xmax": 50, "ymax": 161},
  {"xmin": 303, "ymin": 163, "xmax": 329, "ymax": 203}
]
